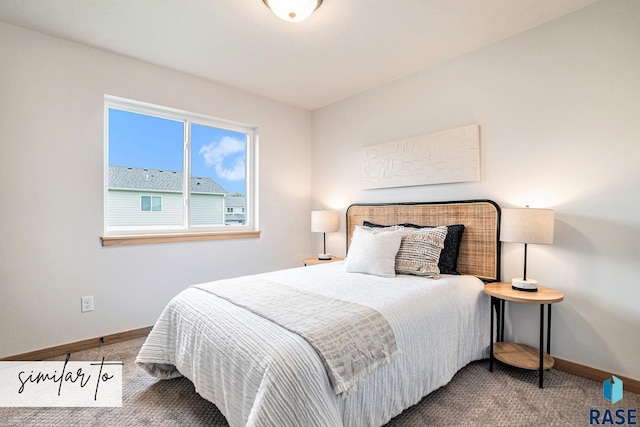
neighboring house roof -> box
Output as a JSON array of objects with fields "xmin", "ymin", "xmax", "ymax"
[
  {"xmin": 225, "ymin": 196, "xmax": 246, "ymax": 207},
  {"xmin": 109, "ymin": 166, "xmax": 228, "ymax": 194}
]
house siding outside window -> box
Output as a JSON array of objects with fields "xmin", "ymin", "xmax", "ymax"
[{"xmin": 107, "ymin": 166, "xmax": 227, "ymax": 230}]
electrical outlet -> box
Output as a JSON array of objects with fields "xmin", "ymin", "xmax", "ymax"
[{"xmin": 81, "ymin": 296, "xmax": 94, "ymax": 313}]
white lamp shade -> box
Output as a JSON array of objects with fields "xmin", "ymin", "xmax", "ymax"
[
  {"xmin": 263, "ymin": 0, "xmax": 322, "ymax": 23},
  {"xmin": 500, "ymin": 208, "xmax": 554, "ymax": 245},
  {"xmin": 311, "ymin": 210, "xmax": 339, "ymax": 233}
]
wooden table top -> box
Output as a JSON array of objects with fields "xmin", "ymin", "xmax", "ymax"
[{"xmin": 484, "ymin": 282, "xmax": 564, "ymax": 304}]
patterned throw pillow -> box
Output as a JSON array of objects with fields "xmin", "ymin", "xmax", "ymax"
[{"xmin": 395, "ymin": 226, "xmax": 448, "ymax": 278}]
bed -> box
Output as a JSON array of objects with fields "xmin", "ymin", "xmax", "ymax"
[{"xmin": 136, "ymin": 200, "xmax": 501, "ymax": 427}]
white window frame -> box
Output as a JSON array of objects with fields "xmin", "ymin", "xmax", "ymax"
[{"xmin": 102, "ymin": 95, "xmax": 259, "ymax": 245}]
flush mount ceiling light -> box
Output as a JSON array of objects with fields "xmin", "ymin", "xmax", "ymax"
[{"xmin": 263, "ymin": 0, "xmax": 323, "ymax": 23}]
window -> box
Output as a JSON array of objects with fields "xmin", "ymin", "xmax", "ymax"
[
  {"xmin": 141, "ymin": 195, "xmax": 162, "ymax": 212},
  {"xmin": 103, "ymin": 96, "xmax": 257, "ymax": 244}
]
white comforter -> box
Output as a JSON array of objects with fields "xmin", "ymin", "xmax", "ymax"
[{"xmin": 136, "ymin": 261, "xmax": 491, "ymax": 427}]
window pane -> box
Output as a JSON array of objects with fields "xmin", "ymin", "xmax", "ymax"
[
  {"xmin": 141, "ymin": 196, "xmax": 151, "ymax": 211},
  {"xmin": 107, "ymin": 109, "xmax": 184, "ymax": 230},
  {"xmin": 191, "ymin": 123, "xmax": 247, "ymax": 227},
  {"xmin": 152, "ymin": 196, "xmax": 162, "ymax": 211}
]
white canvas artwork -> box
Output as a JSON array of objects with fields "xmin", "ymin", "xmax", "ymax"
[{"xmin": 360, "ymin": 124, "xmax": 480, "ymax": 189}]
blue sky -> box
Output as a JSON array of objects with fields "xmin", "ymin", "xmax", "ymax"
[{"xmin": 108, "ymin": 109, "xmax": 247, "ymax": 194}]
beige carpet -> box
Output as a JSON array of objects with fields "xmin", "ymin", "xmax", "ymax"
[{"xmin": 2, "ymin": 337, "xmax": 638, "ymax": 426}]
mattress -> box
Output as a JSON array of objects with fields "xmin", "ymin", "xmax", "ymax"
[{"xmin": 136, "ymin": 261, "xmax": 491, "ymax": 427}]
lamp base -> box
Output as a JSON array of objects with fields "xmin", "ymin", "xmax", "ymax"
[
  {"xmin": 511, "ymin": 278, "xmax": 538, "ymax": 292},
  {"xmin": 318, "ymin": 253, "xmax": 332, "ymax": 260}
]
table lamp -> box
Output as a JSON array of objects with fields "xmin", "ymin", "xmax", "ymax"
[
  {"xmin": 500, "ymin": 207, "xmax": 554, "ymax": 292},
  {"xmin": 311, "ymin": 210, "xmax": 339, "ymax": 260}
]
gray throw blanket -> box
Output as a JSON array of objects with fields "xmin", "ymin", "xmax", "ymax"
[{"xmin": 194, "ymin": 276, "xmax": 400, "ymax": 395}]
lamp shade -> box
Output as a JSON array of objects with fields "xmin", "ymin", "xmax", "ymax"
[
  {"xmin": 500, "ymin": 208, "xmax": 554, "ymax": 245},
  {"xmin": 263, "ymin": 0, "xmax": 323, "ymax": 23},
  {"xmin": 311, "ymin": 210, "xmax": 339, "ymax": 233}
]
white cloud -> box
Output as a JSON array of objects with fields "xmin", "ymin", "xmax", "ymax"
[{"xmin": 198, "ymin": 136, "xmax": 246, "ymax": 181}]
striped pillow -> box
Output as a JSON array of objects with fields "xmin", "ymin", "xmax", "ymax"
[{"xmin": 395, "ymin": 226, "xmax": 448, "ymax": 278}]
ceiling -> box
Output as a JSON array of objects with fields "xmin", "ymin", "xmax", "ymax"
[{"xmin": 0, "ymin": 0, "xmax": 598, "ymax": 111}]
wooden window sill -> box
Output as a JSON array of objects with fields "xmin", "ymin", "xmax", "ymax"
[{"xmin": 101, "ymin": 230, "xmax": 261, "ymax": 246}]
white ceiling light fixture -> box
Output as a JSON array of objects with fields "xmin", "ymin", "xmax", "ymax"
[{"xmin": 263, "ymin": 0, "xmax": 323, "ymax": 23}]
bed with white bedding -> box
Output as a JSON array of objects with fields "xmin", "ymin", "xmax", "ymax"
[{"xmin": 136, "ymin": 200, "xmax": 501, "ymax": 427}]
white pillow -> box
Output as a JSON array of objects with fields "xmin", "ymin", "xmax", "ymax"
[{"xmin": 344, "ymin": 226, "xmax": 403, "ymax": 277}]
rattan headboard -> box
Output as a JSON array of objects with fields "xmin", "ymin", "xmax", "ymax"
[{"xmin": 346, "ymin": 200, "xmax": 501, "ymax": 282}]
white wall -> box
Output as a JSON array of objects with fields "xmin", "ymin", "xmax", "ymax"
[
  {"xmin": 2, "ymin": 0, "xmax": 638, "ymax": 382},
  {"xmin": 0, "ymin": 22, "xmax": 312, "ymax": 357},
  {"xmin": 311, "ymin": 0, "xmax": 640, "ymax": 380}
]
